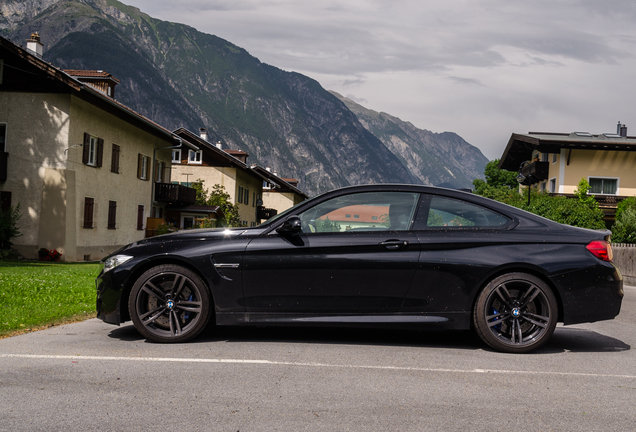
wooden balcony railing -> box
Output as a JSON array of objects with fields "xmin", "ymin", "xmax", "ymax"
[{"xmin": 154, "ymin": 182, "xmax": 196, "ymax": 204}]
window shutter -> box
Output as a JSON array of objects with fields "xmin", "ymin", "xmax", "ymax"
[
  {"xmin": 137, "ymin": 154, "xmax": 142, "ymax": 179},
  {"xmin": 82, "ymin": 133, "xmax": 90, "ymax": 164},
  {"xmin": 107, "ymin": 201, "xmax": 117, "ymax": 229},
  {"xmin": 137, "ymin": 205, "xmax": 144, "ymax": 230},
  {"xmin": 83, "ymin": 197, "xmax": 94, "ymax": 228},
  {"xmin": 111, "ymin": 144, "xmax": 120, "ymax": 173},
  {"xmin": 96, "ymin": 138, "xmax": 104, "ymax": 167}
]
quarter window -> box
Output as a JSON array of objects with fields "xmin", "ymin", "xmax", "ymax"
[
  {"xmin": 426, "ymin": 196, "xmax": 510, "ymax": 228},
  {"xmin": 589, "ymin": 178, "xmax": 617, "ymax": 195}
]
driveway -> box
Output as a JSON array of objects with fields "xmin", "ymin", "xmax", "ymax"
[{"xmin": 1, "ymin": 287, "xmax": 635, "ymax": 431}]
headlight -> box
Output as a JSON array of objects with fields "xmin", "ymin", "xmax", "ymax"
[{"xmin": 102, "ymin": 255, "xmax": 134, "ymax": 274}]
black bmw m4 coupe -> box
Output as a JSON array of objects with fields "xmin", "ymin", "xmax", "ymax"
[{"xmin": 96, "ymin": 184, "xmax": 623, "ymax": 353}]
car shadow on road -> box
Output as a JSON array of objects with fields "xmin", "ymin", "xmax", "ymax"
[
  {"xmin": 540, "ymin": 327, "xmax": 630, "ymax": 354},
  {"xmin": 107, "ymin": 322, "xmax": 630, "ymax": 354}
]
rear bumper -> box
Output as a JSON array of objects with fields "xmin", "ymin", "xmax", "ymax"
[{"xmin": 554, "ymin": 262, "xmax": 623, "ymax": 325}]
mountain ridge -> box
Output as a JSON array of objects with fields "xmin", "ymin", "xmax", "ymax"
[{"xmin": 1, "ymin": 0, "xmax": 487, "ymax": 195}]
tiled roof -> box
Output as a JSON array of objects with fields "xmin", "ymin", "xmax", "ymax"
[{"xmin": 64, "ymin": 69, "xmax": 120, "ymax": 82}]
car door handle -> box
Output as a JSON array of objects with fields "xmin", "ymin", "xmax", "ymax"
[{"xmin": 379, "ymin": 240, "xmax": 409, "ymax": 250}]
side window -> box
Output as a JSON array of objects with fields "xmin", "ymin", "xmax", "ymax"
[
  {"xmin": 426, "ymin": 196, "xmax": 510, "ymax": 228},
  {"xmin": 299, "ymin": 191, "xmax": 419, "ymax": 234}
]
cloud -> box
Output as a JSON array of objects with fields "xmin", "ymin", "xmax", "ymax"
[{"xmin": 448, "ymin": 77, "xmax": 485, "ymax": 87}]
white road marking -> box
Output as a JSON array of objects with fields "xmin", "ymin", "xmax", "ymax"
[{"xmin": 1, "ymin": 353, "xmax": 635, "ymax": 379}]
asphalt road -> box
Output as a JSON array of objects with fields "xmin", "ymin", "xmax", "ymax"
[{"xmin": 1, "ymin": 287, "xmax": 635, "ymax": 432}]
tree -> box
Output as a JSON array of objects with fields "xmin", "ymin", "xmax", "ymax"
[
  {"xmin": 472, "ymin": 159, "xmax": 519, "ymax": 197},
  {"xmin": 193, "ymin": 180, "xmax": 241, "ymax": 227}
]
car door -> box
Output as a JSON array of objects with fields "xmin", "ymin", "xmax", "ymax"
[{"xmin": 242, "ymin": 191, "xmax": 421, "ymax": 314}]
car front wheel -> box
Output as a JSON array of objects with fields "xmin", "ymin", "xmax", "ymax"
[
  {"xmin": 473, "ymin": 273, "xmax": 557, "ymax": 353},
  {"xmin": 129, "ymin": 264, "xmax": 211, "ymax": 343}
]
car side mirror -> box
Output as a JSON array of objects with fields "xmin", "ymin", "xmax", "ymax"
[{"xmin": 277, "ymin": 216, "xmax": 302, "ymax": 235}]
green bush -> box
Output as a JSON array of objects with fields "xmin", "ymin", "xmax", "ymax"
[
  {"xmin": 0, "ymin": 204, "xmax": 22, "ymax": 250},
  {"xmin": 612, "ymin": 206, "xmax": 636, "ymax": 243}
]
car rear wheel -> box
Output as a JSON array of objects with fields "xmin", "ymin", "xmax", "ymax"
[
  {"xmin": 473, "ymin": 273, "xmax": 557, "ymax": 353},
  {"xmin": 129, "ymin": 264, "xmax": 212, "ymax": 343}
]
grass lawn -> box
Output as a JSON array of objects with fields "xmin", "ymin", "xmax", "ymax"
[{"xmin": 0, "ymin": 260, "xmax": 101, "ymax": 338}]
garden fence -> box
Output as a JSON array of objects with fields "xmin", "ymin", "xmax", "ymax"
[{"xmin": 612, "ymin": 243, "xmax": 636, "ymax": 286}]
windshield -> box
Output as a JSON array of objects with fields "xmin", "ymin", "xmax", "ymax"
[{"xmin": 259, "ymin": 199, "xmax": 310, "ymax": 226}]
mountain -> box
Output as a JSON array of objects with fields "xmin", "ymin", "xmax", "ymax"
[
  {"xmin": 1, "ymin": 0, "xmax": 486, "ymax": 195},
  {"xmin": 332, "ymin": 92, "xmax": 488, "ymax": 188}
]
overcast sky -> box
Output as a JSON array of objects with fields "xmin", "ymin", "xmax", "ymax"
[{"xmin": 122, "ymin": 0, "xmax": 636, "ymax": 160}]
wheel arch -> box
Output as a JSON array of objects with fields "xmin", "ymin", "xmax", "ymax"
[
  {"xmin": 470, "ymin": 265, "xmax": 565, "ymax": 327},
  {"xmin": 120, "ymin": 256, "xmax": 214, "ymax": 323}
]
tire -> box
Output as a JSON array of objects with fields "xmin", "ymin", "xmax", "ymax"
[
  {"xmin": 129, "ymin": 264, "xmax": 212, "ymax": 343},
  {"xmin": 473, "ymin": 273, "xmax": 558, "ymax": 353}
]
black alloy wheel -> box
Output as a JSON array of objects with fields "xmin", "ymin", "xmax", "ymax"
[
  {"xmin": 473, "ymin": 273, "xmax": 558, "ymax": 353},
  {"xmin": 129, "ymin": 264, "xmax": 211, "ymax": 343}
]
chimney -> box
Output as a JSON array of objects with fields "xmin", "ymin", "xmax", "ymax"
[
  {"xmin": 216, "ymin": 141, "xmax": 222, "ymax": 150},
  {"xmin": 274, "ymin": 171, "xmax": 278, "ymax": 177},
  {"xmin": 265, "ymin": 166, "xmax": 271, "ymax": 172},
  {"xmin": 620, "ymin": 123, "xmax": 628, "ymax": 137},
  {"xmin": 26, "ymin": 32, "xmax": 44, "ymax": 58},
  {"xmin": 199, "ymin": 128, "xmax": 208, "ymax": 141}
]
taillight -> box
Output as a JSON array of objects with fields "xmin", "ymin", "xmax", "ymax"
[{"xmin": 586, "ymin": 240, "xmax": 613, "ymax": 262}]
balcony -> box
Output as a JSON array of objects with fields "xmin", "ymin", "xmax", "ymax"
[
  {"xmin": 520, "ymin": 161, "xmax": 549, "ymax": 185},
  {"xmin": 257, "ymin": 207, "xmax": 278, "ymax": 221},
  {"xmin": 154, "ymin": 182, "xmax": 196, "ymax": 204}
]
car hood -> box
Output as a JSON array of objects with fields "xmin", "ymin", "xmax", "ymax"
[{"xmin": 103, "ymin": 226, "xmax": 266, "ymax": 260}]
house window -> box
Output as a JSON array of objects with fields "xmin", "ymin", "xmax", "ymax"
[
  {"xmin": 82, "ymin": 133, "xmax": 103, "ymax": 167},
  {"xmin": 137, "ymin": 154, "xmax": 150, "ymax": 180},
  {"xmin": 589, "ymin": 178, "xmax": 618, "ymax": 195},
  {"xmin": 552, "ymin": 153, "xmax": 557, "ymax": 163},
  {"xmin": 107, "ymin": 201, "xmax": 117, "ymax": 229},
  {"xmin": 111, "ymin": 144, "xmax": 120, "ymax": 173},
  {"xmin": 137, "ymin": 205, "xmax": 145, "ymax": 230},
  {"xmin": 238, "ymin": 186, "xmax": 244, "ymax": 203},
  {"xmin": 172, "ymin": 149, "xmax": 181, "ymax": 163},
  {"xmin": 541, "ymin": 153, "xmax": 549, "ymax": 162},
  {"xmin": 245, "ymin": 189, "xmax": 249, "ymax": 205},
  {"xmin": 83, "ymin": 197, "xmax": 94, "ymax": 229},
  {"xmin": 155, "ymin": 161, "xmax": 164, "ymax": 182},
  {"xmin": 549, "ymin": 178, "xmax": 556, "ymax": 193},
  {"xmin": 188, "ymin": 150, "xmax": 202, "ymax": 164},
  {"xmin": 252, "ymin": 192, "xmax": 256, "ymax": 207}
]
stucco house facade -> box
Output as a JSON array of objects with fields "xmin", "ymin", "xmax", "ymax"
[
  {"xmin": 0, "ymin": 35, "xmax": 195, "ymax": 260},
  {"xmin": 251, "ymin": 165, "xmax": 308, "ymax": 219},
  {"xmin": 171, "ymin": 128, "xmax": 308, "ymax": 227},
  {"xmin": 498, "ymin": 127, "xmax": 636, "ymax": 220}
]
